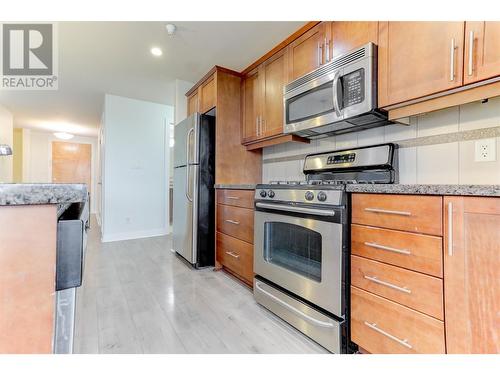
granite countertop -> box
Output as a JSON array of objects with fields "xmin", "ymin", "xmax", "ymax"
[
  {"xmin": 214, "ymin": 184, "xmax": 256, "ymax": 190},
  {"xmin": 345, "ymin": 184, "xmax": 500, "ymax": 197},
  {"xmin": 0, "ymin": 183, "xmax": 88, "ymax": 206}
]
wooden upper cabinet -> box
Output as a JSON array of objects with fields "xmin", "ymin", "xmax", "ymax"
[
  {"xmin": 241, "ymin": 68, "xmax": 261, "ymax": 143},
  {"xmin": 200, "ymin": 77, "xmax": 216, "ymax": 113},
  {"xmin": 378, "ymin": 22, "xmax": 465, "ymax": 107},
  {"xmin": 287, "ymin": 22, "xmax": 328, "ymax": 83},
  {"xmin": 187, "ymin": 91, "xmax": 199, "ymax": 116},
  {"xmin": 443, "ymin": 197, "xmax": 500, "ymax": 354},
  {"xmin": 262, "ymin": 48, "xmax": 288, "ymax": 138},
  {"xmin": 464, "ymin": 22, "xmax": 500, "ymax": 85},
  {"xmin": 331, "ymin": 21, "xmax": 379, "ymax": 58}
]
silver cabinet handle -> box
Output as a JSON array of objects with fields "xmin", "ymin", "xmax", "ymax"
[
  {"xmin": 364, "ymin": 322, "xmax": 412, "ymax": 349},
  {"xmin": 225, "ymin": 251, "xmax": 240, "ymax": 259},
  {"xmin": 364, "ymin": 242, "xmax": 411, "ymax": 255},
  {"xmin": 364, "ymin": 275, "xmax": 412, "ymax": 294},
  {"xmin": 318, "ymin": 42, "xmax": 323, "ymax": 65},
  {"xmin": 468, "ymin": 30, "xmax": 474, "ymax": 76},
  {"xmin": 450, "ymin": 38, "xmax": 457, "ymax": 81},
  {"xmin": 448, "ymin": 201, "xmax": 453, "ymax": 256},
  {"xmin": 324, "ymin": 37, "xmax": 330, "ymax": 63},
  {"xmin": 332, "ymin": 70, "xmax": 342, "ymax": 117},
  {"xmin": 226, "ymin": 196, "xmax": 240, "ymax": 200},
  {"xmin": 255, "ymin": 282, "xmax": 336, "ymax": 329},
  {"xmin": 256, "ymin": 202, "xmax": 335, "ymax": 217},
  {"xmin": 255, "ymin": 116, "xmax": 259, "ymax": 136},
  {"xmin": 364, "ymin": 208, "xmax": 411, "ymax": 216},
  {"xmin": 225, "ymin": 219, "xmax": 240, "ymax": 225}
]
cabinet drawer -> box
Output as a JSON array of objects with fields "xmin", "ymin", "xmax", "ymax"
[
  {"xmin": 351, "ymin": 224, "xmax": 443, "ymax": 277},
  {"xmin": 351, "ymin": 286, "xmax": 445, "ymax": 354},
  {"xmin": 217, "ymin": 189, "xmax": 254, "ymax": 209},
  {"xmin": 216, "ymin": 232, "xmax": 253, "ymax": 283},
  {"xmin": 351, "ymin": 255, "xmax": 444, "ymax": 320},
  {"xmin": 217, "ymin": 204, "xmax": 254, "ymax": 243},
  {"xmin": 352, "ymin": 194, "xmax": 443, "ymax": 236}
]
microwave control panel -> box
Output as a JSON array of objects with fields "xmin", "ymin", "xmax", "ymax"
[{"xmin": 343, "ymin": 68, "xmax": 365, "ymax": 108}]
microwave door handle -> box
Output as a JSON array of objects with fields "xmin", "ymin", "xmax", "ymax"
[{"xmin": 332, "ymin": 71, "xmax": 342, "ymax": 117}]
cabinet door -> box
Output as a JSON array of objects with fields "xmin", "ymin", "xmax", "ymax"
[
  {"xmin": 262, "ymin": 49, "xmax": 288, "ymax": 138},
  {"xmin": 378, "ymin": 22, "xmax": 465, "ymax": 107},
  {"xmin": 287, "ymin": 22, "xmax": 328, "ymax": 82},
  {"xmin": 331, "ymin": 21, "xmax": 378, "ymax": 58},
  {"xmin": 241, "ymin": 69, "xmax": 261, "ymax": 143},
  {"xmin": 187, "ymin": 91, "xmax": 199, "ymax": 116},
  {"xmin": 444, "ymin": 197, "xmax": 500, "ymax": 353},
  {"xmin": 464, "ymin": 22, "xmax": 500, "ymax": 85},
  {"xmin": 200, "ymin": 76, "xmax": 216, "ymax": 113}
]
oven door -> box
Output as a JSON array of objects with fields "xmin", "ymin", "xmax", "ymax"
[
  {"xmin": 284, "ymin": 67, "xmax": 344, "ymax": 135},
  {"xmin": 254, "ymin": 209, "xmax": 343, "ymax": 317}
]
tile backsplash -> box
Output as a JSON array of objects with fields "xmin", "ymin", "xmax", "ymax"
[{"xmin": 262, "ymin": 97, "xmax": 500, "ymax": 184}]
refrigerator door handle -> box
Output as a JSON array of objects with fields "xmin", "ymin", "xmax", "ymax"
[
  {"xmin": 186, "ymin": 127, "xmax": 194, "ymax": 165},
  {"xmin": 185, "ymin": 165, "xmax": 193, "ymax": 202}
]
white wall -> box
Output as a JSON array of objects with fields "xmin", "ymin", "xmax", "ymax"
[
  {"xmin": 102, "ymin": 94, "xmax": 174, "ymax": 242},
  {"xmin": 174, "ymin": 79, "xmax": 194, "ymax": 125},
  {"xmin": 24, "ymin": 130, "xmax": 99, "ymax": 213},
  {"xmin": 263, "ymin": 97, "xmax": 500, "ymax": 185},
  {"xmin": 0, "ymin": 105, "xmax": 13, "ymax": 183}
]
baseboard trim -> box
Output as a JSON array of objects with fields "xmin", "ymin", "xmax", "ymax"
[{"xmin": 101, "ymin": 228, "xmax": 168, "ymax": 243}]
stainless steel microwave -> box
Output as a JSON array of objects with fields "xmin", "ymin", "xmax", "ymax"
[{"xmin": 283, "ymin": 43, "xmax": 392, "ymax": 138}]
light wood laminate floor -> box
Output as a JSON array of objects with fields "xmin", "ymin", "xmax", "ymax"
[{"xmin": 73, "ymin": 217, "xmax": 327, "ymax": 354}]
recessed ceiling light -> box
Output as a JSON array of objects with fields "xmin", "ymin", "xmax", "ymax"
[
  {"xmin": 151, "ymin": 47, "xmax": 162, "ymax": 57},
  {"xmin": 54, "ymin": 132, "xmax": 74, "ymax": 140}
]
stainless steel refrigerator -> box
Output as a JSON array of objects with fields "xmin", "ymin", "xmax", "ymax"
[{"xmin": 172, "ymin": 113, "xmax": 215, "ymax": 267}]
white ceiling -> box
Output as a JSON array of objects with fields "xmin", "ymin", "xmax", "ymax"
[{"xmin": 0, "ymin": 21, "xmax": 305, "ymax": 137}]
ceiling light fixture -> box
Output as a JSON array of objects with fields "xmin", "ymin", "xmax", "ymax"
[
  {"xmin": 54, "ymin": 132, "xmax": 74, "ymax": 140},
  {"xmin": 0, "ymin": 144, "xmax": 12, "ymax": 156},
  {"xmin": 151, "ymin": 47, "xmax": 163, "ymax": 57}
]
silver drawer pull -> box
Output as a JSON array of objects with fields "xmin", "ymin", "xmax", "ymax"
[
  {"xmin": 255, "ymin": 282, "xmax": 336, "ymax": 329},
  {"xmin": 364, "ymin": 242, "xmax": 411, "ymax": 255},
  {"xmin": 364, "ymin": 208, "xmax": 411, "ymax": 216},
  {"xmin": 225, "ymin": 219, "xmax": 240, "ymax": 225},
  {"xmin": 226, "ymin": 196, "xmax": 240, "ymax": 200},
  {"xmin": 364, "ymin": 322, "xmax": 412, "ymax": 349},
  {"xmin": 225, "ymin": 251, "xmax": 240, "ymax": 259},
  {"xmin": 364, "ymin": 275, "xmax": 412, "ymax": 294}
]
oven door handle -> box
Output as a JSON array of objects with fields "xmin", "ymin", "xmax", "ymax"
[
  {"xmin": 255, "ymin": 282, "xmax": 336, "ymax": 329},
  {"xmin": 255, "ymin": 202, "xmax": 336, "ymax": 217}
]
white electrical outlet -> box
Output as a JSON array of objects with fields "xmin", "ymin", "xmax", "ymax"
[{"xmin": 474, "ymin": 138, "xmax": 496, "ymax": 162}]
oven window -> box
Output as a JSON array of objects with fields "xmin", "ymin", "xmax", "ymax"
[
  {"xmin": 286, "ymin": 81, "xmax": 334, "ymax": 124},
  {"xmin": 263, "ymin": 222, "xmax": 322, "ymax": 282}
]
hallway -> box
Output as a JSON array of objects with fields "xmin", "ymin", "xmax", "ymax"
[{"xmin": 73, "ymin": 218, "xmax": 327, "ymax": 354}]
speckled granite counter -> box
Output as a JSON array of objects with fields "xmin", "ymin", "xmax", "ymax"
[
  {"xmin": 0, "ymin": 183, "xmax": 88, "ymax": 206},
  {"xmin": 345, "ymin": 184, "xmax": 500, "ymax": 197},
  {"xmin": 214, "ymin": 184, "xmax": 256, "ymax": 190}
]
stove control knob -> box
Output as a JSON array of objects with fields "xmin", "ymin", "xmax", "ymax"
[
  {"xmin": 268, "ymin": 190, "xmax": 275, "ymax": 198},
  {"xmin": 259, "ymin": 190, "xmax": 267, "ymax": 198},
  {"xmin": 317, "ymin": 191, "xmax": 327, "ymax": 202},
  {"xmin": 305, "ymin": 191, "xmax": 314, "ymax": 201}
]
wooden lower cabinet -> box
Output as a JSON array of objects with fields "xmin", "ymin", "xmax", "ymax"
[
  {"xmin": 215, "ymin": 189, "xmax": 255, "ymax": 286},
  {"xmin": 351, "ymin": 193, "xmax": 500, "ymax": 354},
  {"xmin": 351, "ymin": 287, "xmax": 446, "ymax": 354},
  {"xmin": 216, "ymin": 232, "xmax": 253, "ymax": 283},
  {"xmin": 443, "ymin": 196, "xmax": 500, "ymax": 353}
]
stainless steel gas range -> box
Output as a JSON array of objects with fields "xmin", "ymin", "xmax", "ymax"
[{"xmin": 253, "ymin": 143, "xmax": 398, "ymax": 353}]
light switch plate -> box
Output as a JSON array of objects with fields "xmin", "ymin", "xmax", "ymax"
[{"xmin": 474, "ymin": 138, "xmax": 496, "ymax": 162}]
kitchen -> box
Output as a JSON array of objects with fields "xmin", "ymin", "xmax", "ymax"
[{"xmin": 0, "ymin": 2, "xmax": 499, "ymax": 373}]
